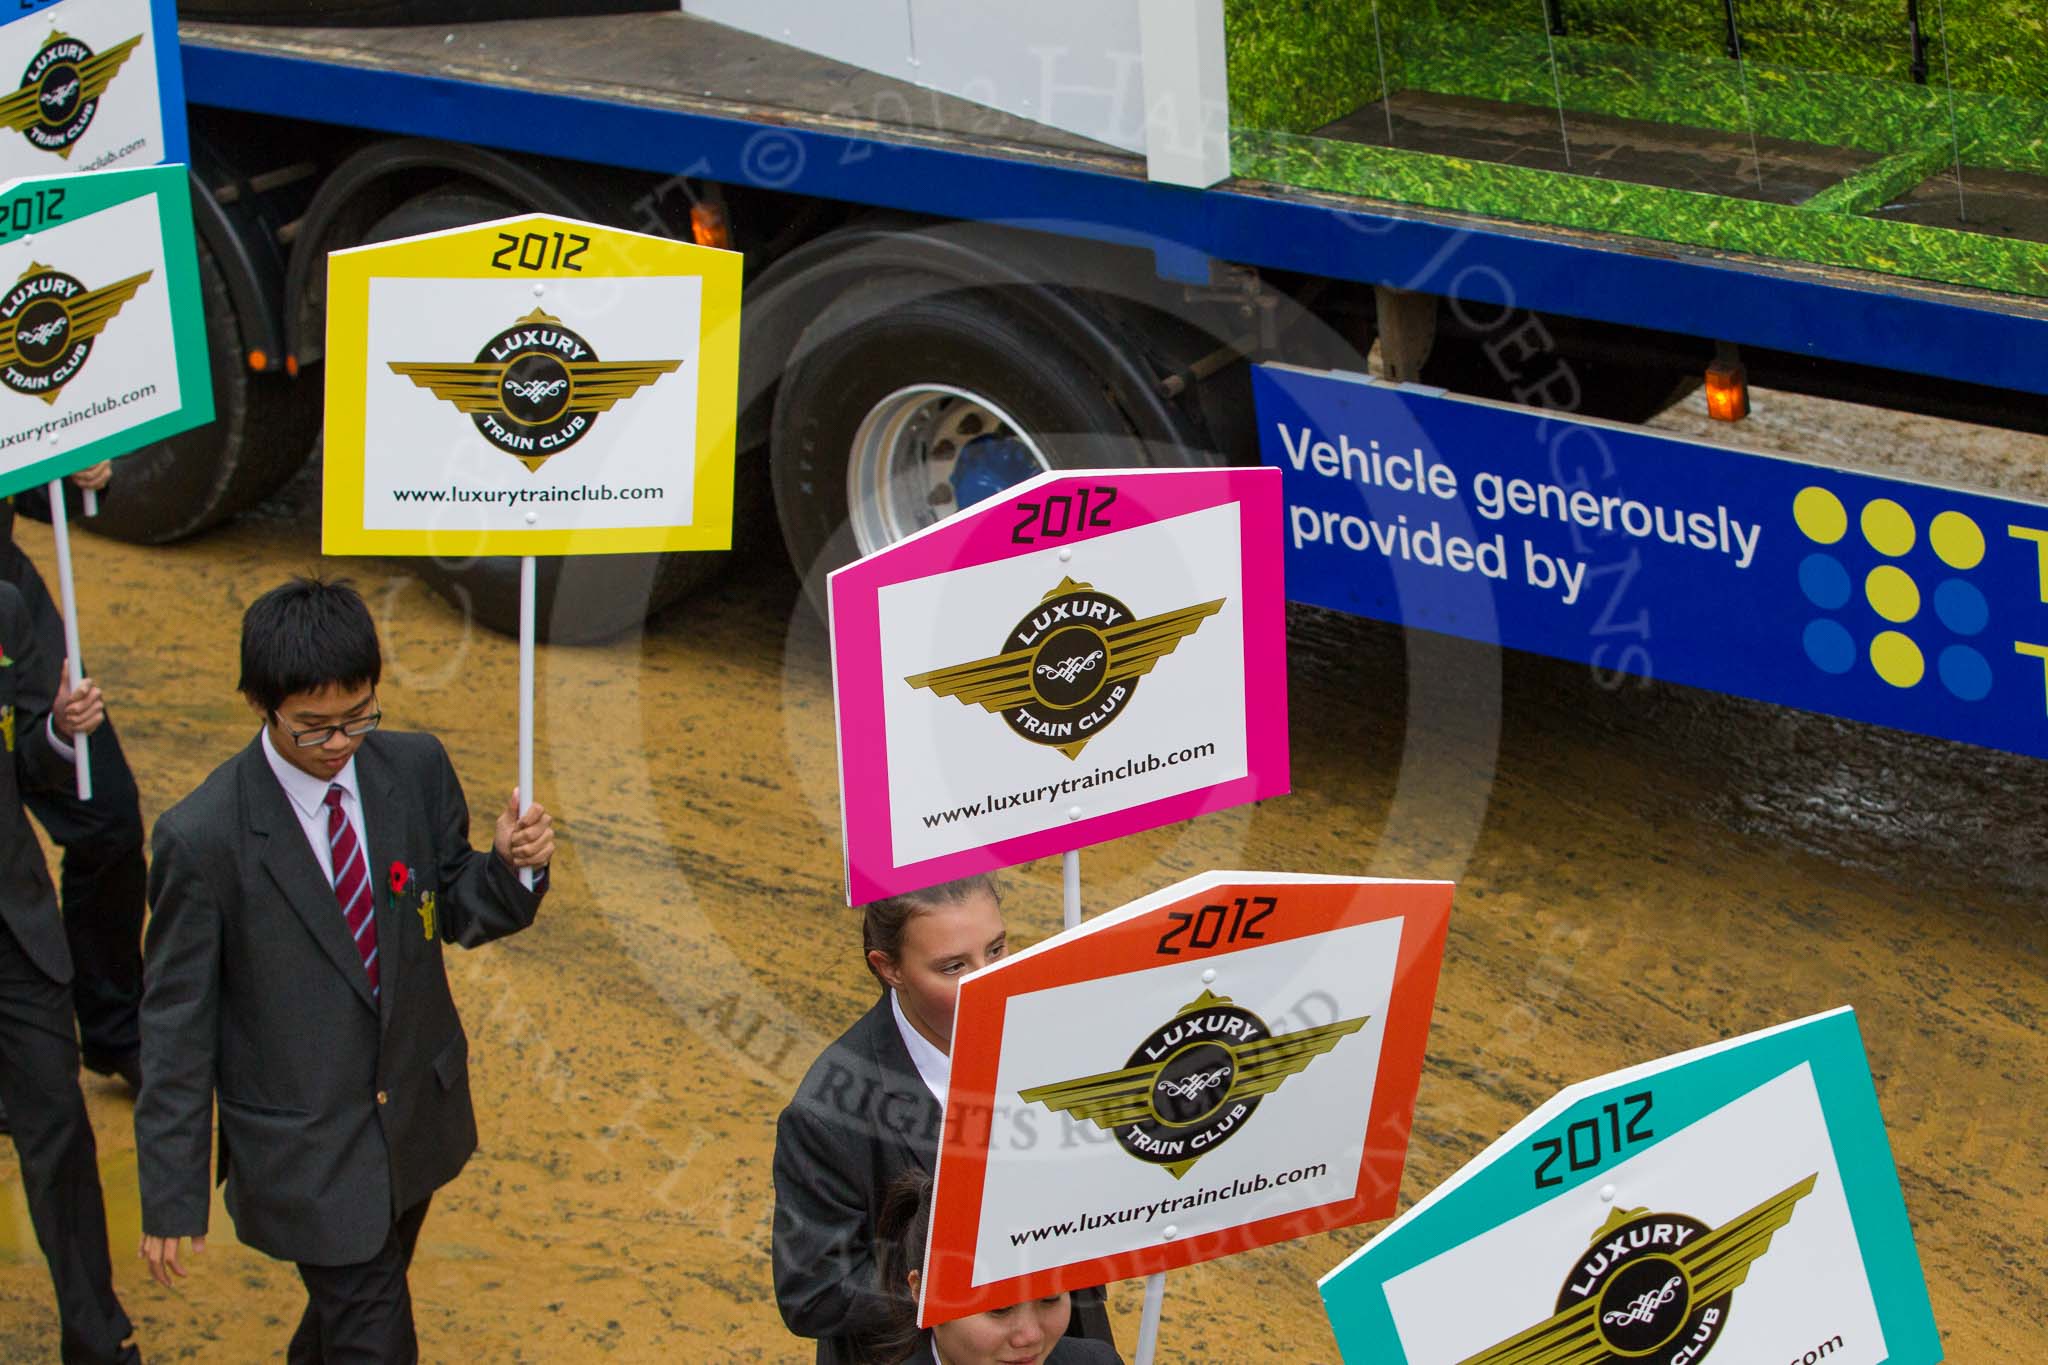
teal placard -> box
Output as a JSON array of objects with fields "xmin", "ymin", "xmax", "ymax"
[
  {"xmin": 1321, "ymin": 1008, "xmax": 1941, "ymax": 1364},
  {"xmin": 0, "ymin": 161, "xmax": 210, "ymax": 499}
]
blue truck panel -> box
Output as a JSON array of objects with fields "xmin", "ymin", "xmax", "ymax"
[{"xmin": 1260, "ymin": 362, "xmax": 2048, "ymax": 760}]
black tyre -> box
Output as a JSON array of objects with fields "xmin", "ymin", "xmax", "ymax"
[
  {"xmin": 771, "ymin": 277, "xmax": 1210, "ymax": 600},
  {"xmin": 86, "ymin": 233, "xmax": 320, "ymax": 545},
  {"xmin": 178, "ymin": 1, "xmax": 672, "ymax": 24},
  {"xmin": 352, "ymin": 187, "xmax": 721, "ymax": 644}
]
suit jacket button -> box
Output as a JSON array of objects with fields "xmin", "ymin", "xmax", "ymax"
[{"xmin": 376, "ymin": 1090, "xmax": 389, "ymax": 1105}]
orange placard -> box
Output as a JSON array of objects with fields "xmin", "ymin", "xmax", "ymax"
[{"xmin": 922, "ymin": 871, "xmax": 1451, "ymax": 1324}]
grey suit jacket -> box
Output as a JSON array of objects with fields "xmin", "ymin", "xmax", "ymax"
[
  {"xmin": 136, "ymin": 729, "xmax": 542, "ymax": 1266},
  {"xmin": 0, "ymin": 580, "xmax": 74, "ymax": 983}
]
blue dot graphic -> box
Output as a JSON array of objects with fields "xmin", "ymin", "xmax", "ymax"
[
  {"xmin": 1933, "ymin": 579, "xmax": 1989, "ymax": 636},
  {"xmin": 1938, "ymin": 646, "xmax": 1992, "ymax": 701},
  {"xmin": 1803, "ymin": 619, "xmax": 1856, "ymax": 675},
  {"xmin": 1798, "ymin": 553, "xmax": 1852, "ymax": 610}
]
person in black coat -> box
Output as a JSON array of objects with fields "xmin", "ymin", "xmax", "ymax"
[
  {"xmin": 0, "ymin": 468, "xmax": 147, "ymax": 1100},
  {"xmin": 0, "ymin": 579, "xmax": 139, "ymax": 1362},
  {"xmin": 772, "ymin": 875, "xmax": 1114, "ymax": 1363},
  {"xmin": 133, "ymin": 577, "xmax": 555, "ymax": 1362},
  {"xmin": 874, "ymin": 1170, "xmax": 1121, "ymax": 1365}
]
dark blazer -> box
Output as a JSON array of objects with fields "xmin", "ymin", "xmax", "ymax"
[
  {"xmin": 775, "ymin": 994, "xmax": 946, "ymax": 1365},
  {"xmin": 135, "ymin": 729, "xmax": 542, "ymax": 1266},
  {"xmin": 773, "ymin": 995, "xmax": 1115, "ymax": 1365},
  {"xmin": 0, "ymin": 581, "xmax": 73, "ymax": 981}
]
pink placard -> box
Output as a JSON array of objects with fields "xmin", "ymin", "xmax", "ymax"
[{"xmin": 829, "ymin": 468, "xmax": 1290, "ymax": 904}]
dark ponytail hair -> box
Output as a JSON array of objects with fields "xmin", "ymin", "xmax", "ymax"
[
  {"xmin": 869, "ymin": 1170, "xmax": 937, "ymax": 1364},
  {"xmin": 860, "ymin": 874, "xmax": 1002, "ymax": 984}
]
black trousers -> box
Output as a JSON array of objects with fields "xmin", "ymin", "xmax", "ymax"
[
  {"xmin": 0, "ymin": 918, "xmax": 135, "ymax": 1364},
  {"xmin": 288, "ymin": 1196, "xmax": 433, "ymax": 1364},
  {"xmin": 1, "ymin": 542, "xmax": 145, "ymax": 1066}
]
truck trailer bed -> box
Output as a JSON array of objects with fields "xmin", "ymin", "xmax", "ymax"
[
  {"xmin": 178, "ymin": 12, "xmax": 2048, "ymax": 400},
  {"xmin": 182, "ymin": 11, "xmax": 1127, "ymax": 167}
]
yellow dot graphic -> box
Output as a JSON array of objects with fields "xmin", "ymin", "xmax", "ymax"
[
  {"xmin": 1870, "ymin": 631, "xmax": 1925, "ymax": 688},
  {"xmin": 1930, "ymin": 510, "xmax": 1985, "ymax": 569},
  {"xmin": 1860, "ymin": 499, "xmax": 1915, "ymax": 557},
  {"xmin": 1865, "ymin": 565, "xmax": 1920, "ymax": 623},
  {"xmin": 1793, "ymin": 486, "xmax": 1847, "ymax": 544}
]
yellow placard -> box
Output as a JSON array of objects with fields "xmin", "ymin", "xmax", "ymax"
[{"xmin": 322, "ymin": 213, "xmax": 741, "ymax": 557}]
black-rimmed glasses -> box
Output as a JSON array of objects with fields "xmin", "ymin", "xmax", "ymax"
[{"xmin": 284, "ymin": 711, "xmax": 382, "ymax": 748}]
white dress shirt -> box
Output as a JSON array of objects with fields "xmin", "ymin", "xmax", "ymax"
[
  {"xmin": 260, "ymin": 726, "xmax": 367, "ymax": 885},
  {"xmin": 891, "ymin": 990, "xmax": 951, "ymax": 1105}
]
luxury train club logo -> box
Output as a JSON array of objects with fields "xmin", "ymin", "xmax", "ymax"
[
  {"xmin": 389, "ymin": 308, "xmax": 683, "ymax": 471},
  {"xmin": 0, "ymin": 263, "xmax": 151, "ymax": 404},
  {"xmin": 1458, "ymin": 1174, "xmax": 1817, "ymax": 1365},
  {"xmin": 1019, "ymin": 989, "xmax": 1367, "ymax": 1179},
  {"xmin": 1, "ymin": 31, "xmax": 142, "ymax": 157},
  {"xmin": 904, "ymin": 577, "xmax": 1225, "ymax": 760}
]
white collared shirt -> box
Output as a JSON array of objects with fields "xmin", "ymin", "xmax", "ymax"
[
  {"xmin": 260, "ymin": 726, "xmax": 366, "ymax": 885},
  {"xmin": 891, "ymin": 989, "xmax": 951, "ymax": 1105}
]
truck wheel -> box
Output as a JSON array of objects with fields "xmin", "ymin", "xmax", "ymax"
[
  {"xmin": 771, "ymin": 278, "xmax": 1190, "ymax": 595},
  {"xmin": 85, "ymin": 233, "xmax": 318, "ymax": 545},
  {"xmin": 350, "ymin": 186, "xmax": 721, "ymax": 643},
  {"xmin": 179, "ymin": 1, "xmax": 670, "ymax": 24}
]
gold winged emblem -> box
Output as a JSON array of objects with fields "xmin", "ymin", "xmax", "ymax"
[
  {"xmin": 1456, "ymin": 1174, "xmax": 1818, "ymax": 1365},
  {"xmin": 389, "ymin": 308, "xmax": 682, "ymax": 472},
  {"xmin": 905, "ymin": 578, "xmax": 1225, "ymax": 760},
  {"xmin": 387, "ymin": 359, "xmax": 682, "ymax": 416},
  {"xmin": 1020, "ymin": 989, "xmax": 1368, "ymax": 1178},
  {"xmin": 0, "ymin": 267, "xmax": 152, "ymax": 405},
  {"xmin": 0, "ymin": 34, "xmax": 143, "ymax": 157}
]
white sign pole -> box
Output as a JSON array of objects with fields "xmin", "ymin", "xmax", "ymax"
[
  {"xmin": 517, "ymin": 555, "xmax": 536, "ymax": 891},
  {"xmin": 44, "ymin": 479, "xmax": 90, "ymax": 800},
  {"xmin": 1134, "ymin": 1272, "xmax": 1168, "ymax": 1364},
  {"xmin": 1062, "ymin": 845, "xmax": 1171, "ymax": 1352},
  {"xmin": 1062, "ymin": 849, "xmax": 1081, "ymax": 931},
  {"xmin": 81, "ymin": 489, "xmax": 98, "ymax": 517}
]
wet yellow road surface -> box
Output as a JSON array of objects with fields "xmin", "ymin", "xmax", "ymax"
[{"xmin": 0, "ymin": 396, "xmax": 2044, "ymax": 1359}]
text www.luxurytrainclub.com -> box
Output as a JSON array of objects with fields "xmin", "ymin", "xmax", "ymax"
[
  {"xmin": 0, "ymin": 383, "xmax": 159, "ymax": 452},
  {"xmin": 389, "ymin": 483, "xmax": 664, "ymax": 506},
  {"xmin": 922, "ymin": 742, "xmax": 1219, "ymax": 829},
  {"xmin": 1008, "ymin": 1162, "xmax": 1328, "ymax": 1247}
]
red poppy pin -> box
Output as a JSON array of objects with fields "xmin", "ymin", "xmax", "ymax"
[{"xmin": 389, "ymin": 861, "xmax": 412, "ymax": 895}]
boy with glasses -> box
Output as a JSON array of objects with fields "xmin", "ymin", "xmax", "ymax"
[{"xmin": 134, "ymin": 576, "xmax": 554, "ymax": 1361}]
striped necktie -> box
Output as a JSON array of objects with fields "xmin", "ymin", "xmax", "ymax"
[{"xmin": 324, "ymin": 783, "xmax": 380, "ymax": 996}]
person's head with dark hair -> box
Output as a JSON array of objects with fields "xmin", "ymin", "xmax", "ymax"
[
  {"xmin": 875, "ymin": 1169, "xmax": 1072, "ymax": 1365},
  {"xmin": 862, "ymin": 875, "xmax": 1005, "ymax": 1057},
  {"xmin": 240, "ymin": 576, "xmax": 384, "ymax": 783}
]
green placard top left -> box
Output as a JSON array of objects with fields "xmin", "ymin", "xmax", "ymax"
[{"xmin": 0, "ymin": 162, "xmax": 211, "ymax": 500}]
